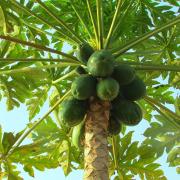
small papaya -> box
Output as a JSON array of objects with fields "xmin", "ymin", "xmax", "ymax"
[
  {"xmin": 112, "ymin": 99, "xmax": 142, "ymax": 126},
  {"xmin": 87, "ymin": 50, "xmax": 114, "ymax": 77},
  {"xmin": 72, "ymin": 120, "xmax": 85, "ymax": 149},
  {"xmin": 97, "ymin": 78, "xmax": 119, "ymax": 101},
  {"xmin": 71, "ymin": 75, "xmax": 97, "ymax": 100},
  {"xmin": 77, "ymin": 43, "xmax": 94, "ymax": 63},
  {"xmin": 112, "ymin": 64, "xmax": 135, "ymax": 85},
  {"xmin": 108, "ymin": 115, "xmax": 122, "ymax": 136},
  {"xmin": 59, "ymin": 98, "xmax": 88, "ymax": 127},
  {"xmin": 120, "ymin": 76, "xmax": 146, "ymax": 101}
]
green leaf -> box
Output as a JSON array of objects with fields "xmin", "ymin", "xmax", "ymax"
[
  {"xmin": 2, "ymin": 132, "xmax": 16, "ymax": 154},
  {"xmin": 26, "ymin": 86, "xmax": 49, "ymax": 120},
  {"xmin": 23, "ymin": 165, "xmax": 34, "ymax": 177}
]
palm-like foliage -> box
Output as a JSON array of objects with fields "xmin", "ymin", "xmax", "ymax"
[{"xmin": 0, "ymin": 0, "xmax": 179, "ymax": 179}]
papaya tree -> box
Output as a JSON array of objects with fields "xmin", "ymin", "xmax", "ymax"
[{"xmin": 0, "ymin": 0, "xmax": 180, "ymax": 179}]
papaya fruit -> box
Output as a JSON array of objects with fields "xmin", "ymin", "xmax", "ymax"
[
  {"xmin": 71, "ymin": 75, "xmax": 97, "ymax": 100},
  {"xmin": 59, "ymin": 98, "xmax": 88, "ymax": 127},
  {"xmin": 87, "ymin": 50, "xmax": 114, "ymax": 77},
  {"xmin": 72, "ymin": 120, "xmax": 85, "ymax": 149},
  {"xmin": 77, "ymin": 43, "xmax": 94, "ymax": 63},
  {"xmin": 75, "ymin": 66, "xmax": 87, "ymax": 74},
  {"xmin": 112, "ymin": 99, "xmax": 142, "ymax": 126},
  {"xmin": 97, "ymin": 78, "xmax": 119, "ymax": 101},
  {"xmin": 112, "ymin": 64, "xmax": 135, "ymax": 85},
  {"xmin": 108, "ymin": 115, "xmax": 122, "ymax": 136},
  {"xmin": 120, "ymin": 76, "xmax": 146, "ymax": 101}
]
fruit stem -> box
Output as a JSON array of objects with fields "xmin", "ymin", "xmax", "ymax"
[{"xmin": 5, "ymin": 90, "xmax": 71, "ymax": 158}]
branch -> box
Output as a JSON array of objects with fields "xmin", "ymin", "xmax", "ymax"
[
  {"xmin": 117, "ymin": 61, "xmax": 180, "ymax": 71},
  {"xmin": 0, "ymin": 35, "xmax": 78, "ymax": 61},
  {"xmin": 0, "ymin": 62, "xmax": 80, "ymax": 75},
  {"xmin": 96, "ymin": 0, "xmax": 104, "ymax": 49},
  {"xmin": 121, "ymin": 50, "xmax": 163, "ymax": 55},
  {"xmin": 52, "ymin": 69, "xmax": 78, "ymax": 84},
  {"xmin": 135, "ymin": 65, "xmax": 180, "ymax": 72},
  {"xmin": 112, "ymin": 15, "xmax": 180, "ymax": 56},
  {"xmin": 115, "ymin": 61, "xmax": 180, "ymax": 72},
  {"xmin": 5, "ymin": 90, "xmax": 71, "ymax": 158},
  {"xmin": 86, "ymin": 0, "xmax": 98, "ymax": 46},
  {"xmin": 105, "ymin": 0, "xmax": 122, "ymax": 49},
  {"xmin": 71, "ymin": 2, "xmax": 93, "ymax": 39},
  {"xmin": 10, "ymin": 0, "xmax": 79, "ymax": 45},
  {"xmin": 35, "ymin": 0, "xmax": 83, "ymax": 44},
  {"xmin": 112, "ymin": 136, "xmax": 118, "ymax": 169},
  {"xmin": 0, "ymin": 58, "xmax": 80, "ymax": 63},
  {"xmin": 144, "ymin": 98, "xmax": 180, "ymax": 128},
  {"xmin": 144, "ymin": 96, "xmax": 180, "ymax": 121}
]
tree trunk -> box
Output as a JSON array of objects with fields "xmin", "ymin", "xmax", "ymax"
[{"xmin": 84, "ymin": 98, "xmax": 110, "ymax": 180}]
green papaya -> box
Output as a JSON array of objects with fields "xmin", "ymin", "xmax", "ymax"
[
  {"xmin": 121, "ymin": 76, "xmax": 146, "ymax": 101},
  {"xmin": 71, "ymin": 75, "xmax": 97, "ymax": 100},
  {"xmin": 97, "ymin": 78, "xmax": 119, "ymax": 101},
  {"xmin": 112, "ymin": 99, "xmax": 142, "ymax": 126},
  {"xmin": 87, "ymin": 50, "xmax": 114, "ymax": 77},
  {"xmin": 108, "ymin": 115, "xmax": 122, "ymax": 136},
  {"xmin": 59, "ymin": 98, "xmax": 88, "ymax": 127},
  {"xmin": 112, "ymin": 64, "xmax": 135, "ymax": 85},
  {"xmin": 77, "ymin": 43, "xmax": 94, "ymax": 63},
  {"xmin": 72, "ymin": 120, "xmax": 85, "ymax": 149}
]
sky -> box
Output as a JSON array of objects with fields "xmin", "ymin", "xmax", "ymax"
[{"xmin": 0, "ymin": 98, "xmax": 179, "ymax": 180}]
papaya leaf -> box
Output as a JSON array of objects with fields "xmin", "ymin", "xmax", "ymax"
[
  {"xmin": 26, "ymin": 86, "xmax": 50, "ymax": 120},
  {"xmin": 110, "ymin": 131, "xmax": 167, "ymax": 179}
]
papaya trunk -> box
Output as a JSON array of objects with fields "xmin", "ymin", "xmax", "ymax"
[{"xmin": 84, "ymin": 98, "xmax": 110, "ymax": 180}]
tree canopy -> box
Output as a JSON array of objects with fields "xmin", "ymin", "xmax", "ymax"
[{"xmin": 0, "ymin": 0, "xmax": 179, "ymax": 179}]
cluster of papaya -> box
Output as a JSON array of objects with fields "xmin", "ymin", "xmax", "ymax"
[{"xmin": 59, "ymin": 43, "xmax": 146, "ymax": 148}]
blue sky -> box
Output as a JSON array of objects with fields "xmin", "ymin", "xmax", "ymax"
[{"xmin": 0, "ymin": 98, "xmax": 179, "ymax": 180}]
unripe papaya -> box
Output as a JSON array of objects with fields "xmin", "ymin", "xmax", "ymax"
[
  {"xmin": 112, "ymin": 64, "xmax": 135, "ymax": 85},
  {"xmin": 112, "ymin": 99, "xmax": 142, "ymax": 126},
  {"xmin": 87, "ymin": 50, "xmax": 114, "ymax": 77},
  {"xmin": 120, "ymin": 76, "xmax": 146, "ymax": 101},
  {"xmin": 59, "ymin": 98, "xmax": 88, "ymax": 127},
  {"xmin": 72, "ymin": 120, "xmax": 85, "ymax": 149},
  {"xmin": 71, "ymin": 75, "xmax": 97, "ymax": 100},
  {"xmin": 77, "ymin": 43, "xmax": 94, "ymax": 63},
  {"xmin": 97, "ymin": 78, "xmax": 119, "ymax": 101},
  {"xmin": 108, "ymin": 115, "xmax": 122, "ymax": 136}
]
